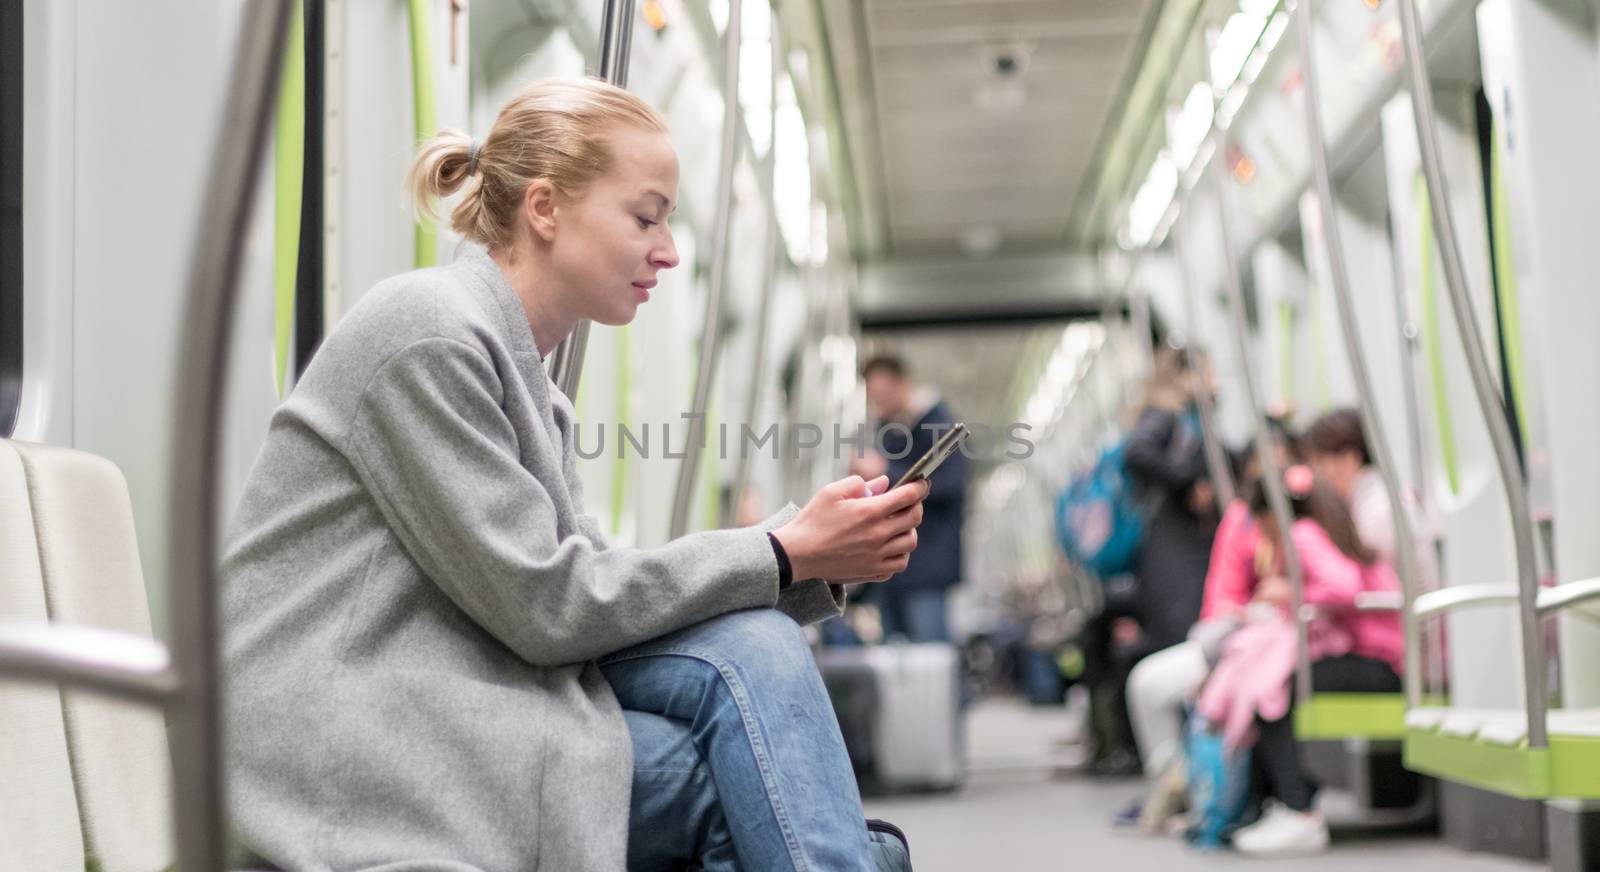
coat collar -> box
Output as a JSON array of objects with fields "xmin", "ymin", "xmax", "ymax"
[{"xmin": 450, "ymin": 242, "xmax": 555, "ymax": 400}]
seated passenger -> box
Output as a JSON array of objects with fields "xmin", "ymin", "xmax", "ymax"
[
  {"xmin": 222, "ymin": 78, "xmax": 926, "ymax": 872},
  {"xmin": 1120, "ymin": 422, "xmax": 1297, "ymax": 830},
  {"xmin": 1197, "ymin": 466, "xmax": 1403, "ymax": 857},
  {"xmin": 1303, "ymin": 408, "xmax": 1438, "ymax": 588}
]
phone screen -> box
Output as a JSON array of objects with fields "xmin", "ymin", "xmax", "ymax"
[{"xmin": 892, "ymin": 423, "xmax": 968, "ymax": 489}]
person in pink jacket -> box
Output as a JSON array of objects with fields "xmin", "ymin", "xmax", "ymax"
[
  {"xmin": 1119, "ymin": 422, "xmax": 1297, "ymax": 831},
  {"xmin": 1226, "ymin": 465, "xmax": 1403, "ymax": 857}
]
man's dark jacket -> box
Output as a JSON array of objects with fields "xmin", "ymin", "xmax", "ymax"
[{"xmin": 878, "ymin": 400, "xmax": 968, "ymax": 592}]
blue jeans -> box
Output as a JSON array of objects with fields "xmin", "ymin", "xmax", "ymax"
[
  {"xmin": 601, "ymin": 609, "xmax": 873, "ymax": 872},
  {"xmin": 876, "ymin": 587, "xmax": 950, "ymax": 644}
]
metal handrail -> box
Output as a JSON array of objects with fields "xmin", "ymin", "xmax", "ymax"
[
  {"xmin": 0, "ymin": 621, "xmax": 181, "ymax": 705},
  {"xmin": 1172, "ymin": 218, "xmax": 1237, "ymax": 509},
  {"xmin": 1205, "ymin": 112, "xmax": 1312, "ymax": 700},
  {"xmin": 1537, "ymin": 577, "xmax": 1600, "ymax": 617},
  {"xmin": 1408, "ymin": 578, "xmax": 1600, "ymax": 621},
  {"xmin": 728, "ymin": 5, "xmax": 782, "ymax": 526},
  {"xmin": 0, "ymin": 0, "xmax": 309, "ymax": 866},
  {"xmin": 1394, "ymin": 0, "xmax": 1547, "ymax": 749},
  {"xmin": 1413, "ymin": 583, "xmax": 1519, "ymax": 619},
  {"xmin": 164, "ymin": 2, "xmax": 297, "ymax": 867},
  {"xmin": 669, "ymin": 0, "xmax": 742, "ymax": 538},
  {"xmin": 1355, "ymin": 590, "xmax": 1406, "ymax": 612},
  {"xmin": 1293, "ymin": 0, "xmax": 1425, "ymax": 708},
  {"xmin": 547, "ymin": 0, "xmax": 638, "ymax": 399}
]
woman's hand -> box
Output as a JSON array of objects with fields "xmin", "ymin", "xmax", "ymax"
[
  {"xmin": 1253, "ymin": 575, "xmax": 1294, "ymax": 609},
  {"xmin": 771, "ymin": 474, "xmax": 928, "ymax": 583}
]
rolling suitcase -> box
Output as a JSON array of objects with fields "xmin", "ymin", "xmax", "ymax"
[{"xmin": 817, "ymin": 643, "xmax": 964, "ymax": 793}]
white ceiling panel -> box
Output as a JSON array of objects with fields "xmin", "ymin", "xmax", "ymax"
[{"xmin": 819, "ymin": 0, "xmax": 1157, "ymax": 257}]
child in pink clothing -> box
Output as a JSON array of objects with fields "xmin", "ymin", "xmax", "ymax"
[{"xmin": 1210, "ymin": 465, "xmax": 1403, "ymax": 856}]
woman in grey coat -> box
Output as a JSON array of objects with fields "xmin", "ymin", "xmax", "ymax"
[{"xmin": 223, "ymin": 78, "xmax": 926, "ymax": 871}]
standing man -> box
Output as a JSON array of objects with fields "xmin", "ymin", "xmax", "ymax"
[{"xmin": 860, "ymin": 355, "xmax": 970, "ymax": 644}]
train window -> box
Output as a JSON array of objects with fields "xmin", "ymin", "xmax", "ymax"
[{"xmin": 1, "ymin": 0, "xmax": 21, "ymax": 437}]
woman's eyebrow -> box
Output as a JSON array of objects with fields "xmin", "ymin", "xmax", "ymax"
[{"xmin": 642, "ymin": 190, "xmax": 676, "ymax": 214}]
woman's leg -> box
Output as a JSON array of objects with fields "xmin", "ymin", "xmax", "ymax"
[
  {"xmin": 901, "ymin": 588, "xmax": 951, "ymax": 644},
  {"xmin": 1252, "ymin": 711, "xmax": 1316, "ymax": 812},
  {"xmin": 1253, "ymin": 655, "xmax": 1403, "ymax": 811},
  {"xmin": 624, "ymin": 710, "xmax": 741, "ymax": 872},
  {"xmin": 600, "ymin": 608, "xmax": 871, "ymax": 872},
  {"xmin": 1127, "ymin": 640, "xmax": 1209, "ymax": 784}
]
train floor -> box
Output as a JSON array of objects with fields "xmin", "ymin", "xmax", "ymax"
[{"xmin": 863, "ymin": 696, "xmax": 1543, "ymax": 872}]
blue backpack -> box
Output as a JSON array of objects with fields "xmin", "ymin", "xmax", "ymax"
[{"xmin": 1053, "ymin": 441, "xmax": 1145, "ymax": 578}]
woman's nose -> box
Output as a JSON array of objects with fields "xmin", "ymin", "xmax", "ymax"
[{"xmin": 652, "ymin": 231, "xmax": 680, "ymax": 270}]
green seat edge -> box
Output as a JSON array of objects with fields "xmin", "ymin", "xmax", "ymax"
[
  {"xmin": 1403, "ymin": 728, "xmax": 1600, "ymax": 800},
  {"xmin": 1294, "ymin": 693, "xmax": 1409, "ymax": 741}
]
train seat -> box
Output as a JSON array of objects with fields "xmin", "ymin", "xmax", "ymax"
[
  {"xmin": 0, "ymin": 440, "xmax": 87, "ymax": 871},
  {"xmin": 1405, "ymin": 703, "xmax": 1600, "ymax": 800},
  {"xmin": 7, "ymin": 440, "xmax": 175, "ymax": 872}
]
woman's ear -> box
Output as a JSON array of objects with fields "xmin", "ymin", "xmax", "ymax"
[{"xmin": 522, "ymin": 179, "xmax": 559, "ymax": 243}]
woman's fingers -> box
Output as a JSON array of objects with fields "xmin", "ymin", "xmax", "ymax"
[
  {"xmin": 861, "ymin": 478, "xmax": 928, "ymax": 514},
  {"xmin": 883, "ymin": 529, "xmax": 917, "ymax": 557}
]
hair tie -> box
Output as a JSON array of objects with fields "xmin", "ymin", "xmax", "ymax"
[
  {"xmin": 1284, "ymin": 464, "xmax": 1315, "ymax": 497},
  {"xmin": 466, "ymin": 139, "xmax": 483, "ymax": 177}
]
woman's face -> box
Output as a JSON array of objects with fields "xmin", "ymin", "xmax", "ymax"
[{"xmin": 550, "ymin": 124, "xmax": 681, "ymax": 326}]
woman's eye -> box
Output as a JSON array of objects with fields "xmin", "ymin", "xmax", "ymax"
[{"xmin": 636, "ymin": 217, "xmax": 657, "ymax": 229}]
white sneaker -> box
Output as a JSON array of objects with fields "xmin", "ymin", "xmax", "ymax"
[{"xmin": 1233, "ymin": 803, "xmax": 1330, "ymax": 857}]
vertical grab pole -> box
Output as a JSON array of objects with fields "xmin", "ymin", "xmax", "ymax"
[
  {"xmin": 167, "ymin": 1, "xmax": 297, "ymax": 868},
  {"xmin": 729, "ymin": 4, "xmax": 781, "ymax": 526},
  {"xmin": 670, "ymin": 0, "xmax": 742, "ymax": 537},
  {"xmin": 1172, "ymin": 224, "xmax": 1237, "ymax": 508},
  {"xmin": 1208, "ymin": 132, "xmax": 1314, "ymax": 703},
  {"xmin": 1294, "ymin": 0, "xmax": 1424, "ymax": 707},
  {"xmin": 1394, "ymin": 0, "xmax": 1546, "ymax": 744},
  {"xmin": 405, "ymin": 0, "xmax": 438, "ymax": 267},
  {"xmin": 548, "ymin": 0, "xmax": 638, "ymax": 399}
]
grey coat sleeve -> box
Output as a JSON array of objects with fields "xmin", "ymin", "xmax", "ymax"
[{"xmin": 345, "ymin": 338, "xmax": 786, "ymax": 666}]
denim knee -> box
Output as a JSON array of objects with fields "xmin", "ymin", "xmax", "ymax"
[{"xmin": 695, "ymin": 608, "xmax": 815, "ymax": 680}]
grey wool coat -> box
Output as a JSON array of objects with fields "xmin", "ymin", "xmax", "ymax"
[{"xmin": 222, "ymin": 244, "xmax": 846, "ymax": 871}]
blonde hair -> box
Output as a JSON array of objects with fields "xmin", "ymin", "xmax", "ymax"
[
  {"xmin": 1141, "ymin": 346, "xmax": 1197, "ymax": 412},
  {"xmin": 408, "ymin": 78, "xmax": 668, "ymax": 251}
]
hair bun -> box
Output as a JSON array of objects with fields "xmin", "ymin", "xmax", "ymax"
[{"xmin": 1284, "ymin": 464, "xmax": 1315, "ymax": 497}]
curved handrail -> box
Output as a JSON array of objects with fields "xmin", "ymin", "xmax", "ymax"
[
  {"xmin": 0, "ymin": 621, "xmax": 179, "ymax": 705},
  {"xmin": 1394, "ymin": 0, "xmax": 1547, "ymax": 749},
  {"xmin": 1537, "ymin": 577, "xmax": 1600, "ymax": 618},
  {"xmin": 1172, "ymin": 226, "xmax": 1237, "ymax": 508},
  {"xmin": 669, "ymin": 0, "xmax": 742, "ymax": 538},
  {"xmin": 1356, "ymin": 590, "xmax": 1406, "ymax": 613},
  {"xmin": 728, "ymin": 5, "xmax": 782, "ymax": 525},
  {"xmin": 1202, "ymin": 46, "xmax": 1312, "ymax": 700},
  {"xmin": 1293, "ymin": 0, "xmax": 1425, "ymax": 707},
  {"xmin": 1408, "ymin": 578, "xmax": 1600, "ymax": 622},
  {"xmin": 1212, "ymin": 144, "xmax": 1312, "ymax": 702},
  {"xmin": 1412, "ymin": 583, "xmax": 1518, "ymax": 619},
  {"xmin": 548, "ymin": 0, "xmax": 639, "ymax": 400},
  {"xmin": 165, "ymin": 1, "xmax": 297, "ymax": 868}
]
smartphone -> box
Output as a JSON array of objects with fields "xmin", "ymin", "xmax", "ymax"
[{"xmin": 892, "ymin": 423, "xmax": 969, "ymax": 489}]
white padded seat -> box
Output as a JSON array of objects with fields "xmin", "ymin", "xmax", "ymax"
[
  {"xmin": 1407, "ymin": 704, "xmax": 1600, "ymax": 746},
  {"xmin": 14, "ymin": 441, "xmax": 175, "ymax": 872},
  {"xmin": 0, "ymin": 441, "xmax": 86, "ymax": 872}
]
